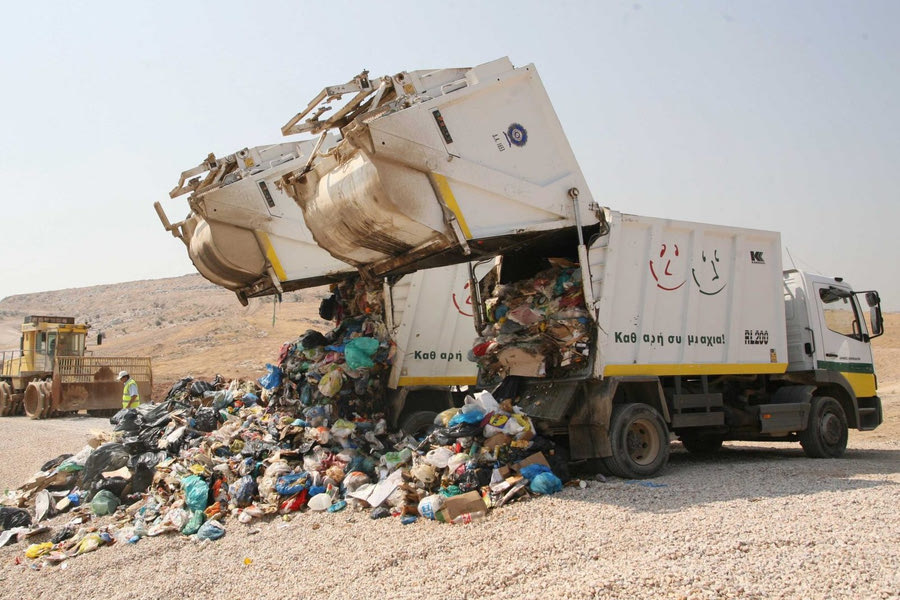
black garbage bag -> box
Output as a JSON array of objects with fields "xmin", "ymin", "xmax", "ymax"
[
  {"xmin": 194, "ymin": 407, "xmax": 218, "ymax": 432},
  {"xmin": 190, "ymin": 381, "xmax": 216, "ymax": 398},
  {"xmin": 91, "ymin": 476, "xmax": 129, "ymax": 499},
  {"xmin": 137, "ymin": 425, "xmax": 165, "ymax": 450},
  {"xmin": 109, "ymin": 408, "xmax": 131, "ymax": 426},
  {"xmin": 130, "ymin": 451, "xmax": 166, "ymax": 493},
  {"xmin": 81, "ymin": 443, "xmax": 130, "ymax": 488},
  {"xmin": 113, "ymin": 409, "xmax": 142, "ymax": 433},
  {"xmin": 40, "ymin": 453, "xmax": 73, "ymax": 472},
  {"xmin": 122, "ymin": 436, "xmax": 149, "ymax": 455},
  {"xmin": 0, "ymin": 507, "xmax": 32, "ymax": 530},
  {"xmin": 319, "ymin": 295, "xmax": 338, "ymax": 321},
  {"xmin": 165, "ymin": 377, "xmax": 193, "ymax": 400},
  {"xmin": 300, "ymin": 329, "xmax": 328, "ymax": 349}
]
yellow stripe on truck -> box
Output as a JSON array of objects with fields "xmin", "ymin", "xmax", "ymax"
[
  {"xmin": 397, "ymin": 376, "xmax": 479, "ymax": 387},
  {"xmin": 431, "ymin": 173, "xmax": 472, "ymax": 239},
  {"xmin": 257, "ymin": 232, "xmax": 287, "ymax": 281},
  {"xmin": 603, "ymin": 363, "xmax": 789, "ymax": 377},
  {"xmin": 842, "ymin": 372, "xmax": 877, "ymax": 398}
]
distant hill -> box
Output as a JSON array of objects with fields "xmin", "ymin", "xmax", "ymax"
[{"xmin": 0, "ymin": 275, "xmax": 332, "ymax": 392}]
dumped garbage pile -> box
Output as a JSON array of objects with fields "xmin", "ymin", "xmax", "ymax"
[
  {"xmin": 471, "ymin": 262, "xmax": 592, "ymax": 380},
  {"xmin": 0, "ymin": 279, "xmax": 573, "ymax": 570},
  {"xmin": 262, "ymin": 277, "xmax": 393, "ymax": 420}
]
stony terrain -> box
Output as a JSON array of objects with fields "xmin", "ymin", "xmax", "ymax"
[{"xmin": 0, "ymin": 278, "xmax": 897, "ymax": 599}]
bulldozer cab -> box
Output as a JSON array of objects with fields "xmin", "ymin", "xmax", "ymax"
[
  {"xmin": 2, "ymin": 316, "xmax": 85, "ymax": 381},
  {"xmin": 12, "ymin": 316, "xmax": 87, "ymax": 377}
]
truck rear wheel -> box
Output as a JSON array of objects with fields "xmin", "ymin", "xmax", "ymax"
[
  {"xmin": 603, "ymin": 403, "xmax": 670, "ymax": 479},
  {"xmin": 800, "ymin": 396, "xmax": 848, "ymax": 458}
]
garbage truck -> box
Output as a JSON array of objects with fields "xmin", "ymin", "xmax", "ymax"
[
  {"xmin": 156, "ymin": 143, "xmax": 483, "ymax": 432},
  {"xmin": 0, "ymin": 316, "xmax": 153, "ymax": 419},
  {"xmin": 466, "ymin": 209, "xmax": 885, "ymax": 477},
  {"xmin": 162, "ymin": 56, "xmax": 884, "ymax": 475}
]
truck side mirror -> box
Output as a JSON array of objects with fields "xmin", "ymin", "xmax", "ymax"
[
  {"xmin": 870, "ymin": 305, "xmax": 884, "ymax": 338},
  {"xmin": 96, "ymin": 332, "xmax": 104, "ymax": 346}
]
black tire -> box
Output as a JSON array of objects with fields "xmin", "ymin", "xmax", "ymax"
[
  {"xmin": 679, "ymin": 433, "xmax": 724, "ymax": 454},
  {"xmin": 603, "ymin": 403, "xmax": 670, "ymax": 479},
  {"xmin": 400, "ymin": 410, "xmax": 439, "ymax": 438},
  {"xmin": 800, "ymin": 396, "xmax": 848, "ymax": 458}
]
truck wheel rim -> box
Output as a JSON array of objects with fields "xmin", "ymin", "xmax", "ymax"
[
  {"xmin": 626, "ymin": 418, "xmax": 660, "ymax": 466},
  {"xmin": 820, "ymin": 412, "xmax": 842, "ymax": 446}
]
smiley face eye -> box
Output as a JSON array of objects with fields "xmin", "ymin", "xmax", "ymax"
[
  {"xmin": 660, "ymin": 244, "xmax": 666, "ymax": 258},
  {"xmin": 674, "ymin": 244, "xmax": 679, "ymax": 257}
]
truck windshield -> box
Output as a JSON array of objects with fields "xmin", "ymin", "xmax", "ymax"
[{"xmin": 57, "ymin": 333, "xmax": 85, "ymax": 356}]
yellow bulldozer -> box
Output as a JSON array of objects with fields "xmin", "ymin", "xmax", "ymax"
[{"xmin": 0, "ymin": 315, "xmax": 152, "ymax": 419}]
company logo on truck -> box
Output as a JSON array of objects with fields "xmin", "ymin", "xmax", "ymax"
[
  {"xmin": 750, "ymin": 251, "xmax": 765, "ymax": 264},
  {"xmin": 492, "ymin": 123, "xmax": 528, "ymax": 152}
]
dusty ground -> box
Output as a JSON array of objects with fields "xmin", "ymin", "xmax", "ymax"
[{"xmin": 0, "ymin": 394, "xmax": 896, "ymax": 600}]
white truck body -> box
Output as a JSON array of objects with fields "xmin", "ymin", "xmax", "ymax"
[
  {"xmin": 587, "ymin": 211, "xmax": 787, "ymax": 378},
  {"xmin": 386, "ymin": 263, "xmax": 479, "ymax": 390}
]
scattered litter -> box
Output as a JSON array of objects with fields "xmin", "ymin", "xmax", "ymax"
[{"xmin": 624, "ymin": 480, "xmax": 668, "ymax": 488}]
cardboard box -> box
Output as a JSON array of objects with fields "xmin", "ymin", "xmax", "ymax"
[
  {"xmin": 436, "ymin": 490, "xmax": 487, "ymax": 522},
  {"xmin": 512, "ymin": 452, "xmax": 551, "ymax": 472},
  {"xmin": 497, "ymin": 347, "xmax": 546, "ymax": 377}
]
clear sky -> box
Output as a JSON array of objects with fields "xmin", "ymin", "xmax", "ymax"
[{"xmin": 1, "ymin": 1, "xmax": 898, "ymax": 309}]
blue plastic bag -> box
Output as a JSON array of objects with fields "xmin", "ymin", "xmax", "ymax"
[
  {"xmin": 258, "ymin": 364, "xmax": 283, "ymax": 390},
  {"xmin": 182, "ymin": 475, "xmax": 210, "ymax": 512},
  {"xmin": 275, "ymin": 473, "xmax": 308, "ymax": 496},
  {"xmin": 448, "ymin": 409, "xmax": 485, "ymax": 427},
  {"xmin": 344, "ymin": 337, "xmax": 380, "ymax": 370},
  {"xmin": 196, "ymin": 520, "xmax": 225, "ymax": 541},
  {"xmin": 519, "ymin": 463, "xmax": 552, "ymax": 481},
  {"xmin": 529, "ymin": 472, "xmax": 563, "ymax": 495},
  {"xmin": 229, "ymin": 475, "xmax": 257, "ymax": 508}
]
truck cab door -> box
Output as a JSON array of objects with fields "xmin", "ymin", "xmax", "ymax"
[{"xmin": 813, "ymin": 282, "xmax": 877, "ymax": 398}]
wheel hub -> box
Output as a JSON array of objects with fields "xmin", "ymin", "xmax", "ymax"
[
  {"xmin": 625, "ymin": 418, "xmax": 660, "ymax": 466},
  {"xmin": 821, "ymin": 412, "xmax": 842, "ymax": 445}
]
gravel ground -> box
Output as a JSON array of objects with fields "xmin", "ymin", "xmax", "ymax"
[{"xmin": 0, "ymin": 399, "xmax": 898, "ymax": 600}]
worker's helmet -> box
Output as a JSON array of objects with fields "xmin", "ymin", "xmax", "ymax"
[{"xmin": 118, "ymin": 371, "xmax": 129, "ymax": 380}]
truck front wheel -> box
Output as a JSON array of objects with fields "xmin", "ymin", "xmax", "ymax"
[
  {"xmin": 800, "ymin": 396, "xmax": 848, "ymax": 458},
  {"xmin": 603, "ymin": 403, "xmax": 670, "ymax": 479}
]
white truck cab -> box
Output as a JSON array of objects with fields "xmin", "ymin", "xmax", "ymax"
[{"xmin": 783, "ymin": 270, "xmax": 883, "ymax": 430}]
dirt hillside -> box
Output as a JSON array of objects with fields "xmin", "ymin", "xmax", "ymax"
[{"xmin": 0, "ymin": 275, "xmax": 332, "ymax": 393}]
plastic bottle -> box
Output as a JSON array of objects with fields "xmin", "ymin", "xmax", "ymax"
[{"xmin": 450, "ymin": 511, "xmax": 485, "ymax": 524}]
